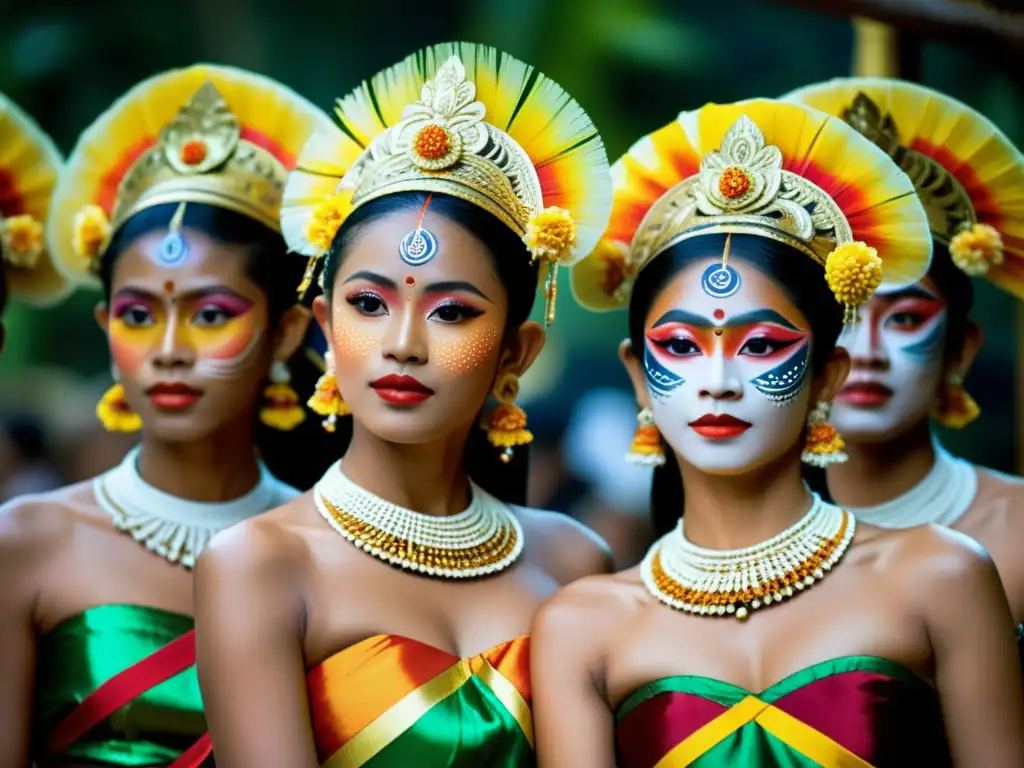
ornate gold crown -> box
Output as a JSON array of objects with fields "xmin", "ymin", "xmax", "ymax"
[
  {"xmin": 572, "ymin": 99, "xmax": 933, "ymax": 321},
  {"xmin": 784, "ymin": 77, "xmax": 1024, "ymax": 296},
  {"xmin": 0, "ymin": 92, "xmax": 69, "ymax": 306},
  {"xmin": 841, "ymin": 94, "xmax": 976, "ymax": 243},
  {"xmin": 631, "ymin": 115, "xmax": 853, "ymax": 271},
  {"xmin": 108, "ymin": 83, "xmax": 285, "ymax": 233},
  {"xmin": 47, "ymin": 64, "xmax": 334, "ymax": 287},
  {"xmin": 283, "ymin": 42, "xmax": 612, "ymax": 324}
]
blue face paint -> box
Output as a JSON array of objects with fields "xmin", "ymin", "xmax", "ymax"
[
  {"xmin": 399, "ymin": 227, "xmax": 439, "ymax": 266},
  {"xmin": 750, "ymin": 340, "xmax": 809, "ymax": 407},
  {"xmin": 644, "ymin": 344, "xmax": 685, "ymax": 401},
  {"xmin": 901, "ymin": 315, "xmax": 946, "ymax": 361}
]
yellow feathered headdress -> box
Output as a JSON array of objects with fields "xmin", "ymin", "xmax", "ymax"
[
  {"xmin": 47, "ymin": 63, "xmax": 334, "ymax": 287},
  {"xmin": 0, "ymin": 92, "xmax": 69, "ymax": 306},
  {"xmin": 784, "ymin": 77, "xmax": 1024, "ymax": 297},
  {"xmin": 281, "ymin": 41, "xmax": 612, "ymax": 324},
  {"xmin": 572, "ymin": 99, "xmax": 933, "ymax": 323}
]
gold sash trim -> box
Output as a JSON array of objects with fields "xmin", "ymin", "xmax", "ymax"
[
  {"xmin": 476, "ymin": 658, "xmax": 534, "ymax": 747},
  {"xmin": 321, "ymin": 659, "xmax": 472, "ymax": 768},
  {"xmin": 653, "ymin": 694, "xmax": 876, "ymax": 768}
]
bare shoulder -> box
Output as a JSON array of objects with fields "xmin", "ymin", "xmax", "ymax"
[
  {"xmin": 513, "ymin": 505, "xmax": 614, "ymax": 584},
  {"xmin": 974, "ymin": 465, "xmax": 1024, "ymax": 514},
  {"xmin": 0, "ymin": 482, "xmax": 95, "ymax": 566},
  {"xmin": 196, "ymin": 492, "xmax": 317, "ymax": 610},
  {"xmin": 533, "ymin": 568, "xmax": 646, "ymax": 647}
]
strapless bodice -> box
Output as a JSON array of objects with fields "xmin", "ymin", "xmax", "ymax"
[
  {"xmin": 615, "ymin": 655, "xmax": 950, "ymax": 767},
  {"xmin": 307, "ymin": 633, "xmax": 533, "ymax": 767},
  {"xmin": 34, "ymin": 604, "xmax": 207, "ymax": 767}
]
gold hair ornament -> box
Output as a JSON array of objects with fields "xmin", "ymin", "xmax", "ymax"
[{"xmin": 283, "ymin": 43, "xmax": 612, "ymax": 324}]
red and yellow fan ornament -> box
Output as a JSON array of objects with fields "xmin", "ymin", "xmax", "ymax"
[
  {"xmin": 46, "ymin": 63, "xmax": 335, "ymax": 287},
  {"xmin": 784, "ymin": 77, "xmax": 1024, "ymax": 298},
  {"xmin": 280, "ymin": 41, "xmax": 613, "ymax": 326},
  {"xmin": 571, "ymin": 98, "xmax": 933, "ymax": 322},
  {"xmin": 0, "ymin": 92, "xmax": 68, "ymax": 306}
]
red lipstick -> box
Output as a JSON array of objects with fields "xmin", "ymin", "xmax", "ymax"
[
  {"xmin": 838, "ymin": 381, "xmax": 893, "ymax": 407},
  {"xmin": 370, "ymin": 374, "xmax": 434, "ymax": 405},
  {"xmin": 688, "ymin": 414, "xmax": 751, "ymax": 439},
  {"xmin": 146, "ymin": 382, "xmax": 202, "ymax": 410}
]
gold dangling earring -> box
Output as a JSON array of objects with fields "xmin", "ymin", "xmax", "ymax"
[
  {"xmin": 96, "ymin": 368, "xmax": 142, "ymax": 433},
  {"xmin": 933, "ymin": 372, "xmax": 980, "ymax": 429},
  {"xmin": 626, "ymin": 406, "xmax": 665, "ymax": 467},
  {"xmin": 306, "ymin": 352, "xmax": 349, "ymax": 433},
  {"xmin": 485, "ymin": 371, "xmax": 532, "ymax": 464},
  {"xmin": 260, "ymin": 361, "xmax": 306, "ymax": 431},
  {"xmin": 801, "ymin": 401, "xmax": 847, "ymax": 467}
]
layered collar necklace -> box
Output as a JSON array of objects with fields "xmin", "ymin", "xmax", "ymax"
[
  {"xmin": 846, "ymin": 436, "xmax": 977, "ymax": 529},
  {"xmin": 313, "ymin": 460, "xmax": 523, "ymax": 579},
  {"xmin": 94, "ymin": 446, "xmax": 285, "ymax": 568},
  {"xmin": 642, "ymin": 493, "xmax": 856, "ymax": 621}
]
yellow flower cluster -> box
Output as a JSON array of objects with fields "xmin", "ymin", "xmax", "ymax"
[
  {"xmin": 949, "ymin": 223, "xmax": 1003, "ymax": 277},
  {"xmin": 0, "ymin": 214, "xmax": 44, "ymax": 269},
  {"xmin": 72, "ymin": 204, "xmax": 113, "ymax": 267},
  {"xmin": 824, "ymin": 241, "xmax": 883, "ymax": 322},
  {"xmin": 523, "ymin": 206, "xmax": 577, "ymax": 264},
  {"xmin": 306, "ymin": 190, "xmax": 353, "ymax": 255}
]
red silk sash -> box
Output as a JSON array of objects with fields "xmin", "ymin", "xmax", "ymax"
[{"xmin": 46, "ymin": 628, "xmax": 212, "ymax": 767}]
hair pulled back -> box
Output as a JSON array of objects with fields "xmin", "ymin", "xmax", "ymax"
[
  {"xmin": 627, "ymin": 232, "xmax": 844, "ymax": 536},
  {"xmin": 320, "ymin": 191, "xmax": 541, "ymax": 505}
]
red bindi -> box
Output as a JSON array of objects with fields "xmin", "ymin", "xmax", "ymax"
[
  {"xmin": 164, "ymin": 280, "xmax": 176, "ymax": 293},
  {"xmin": 713, "ymin": 308, "xmax": 725, "ymax": 320},
  {"xmin": 405, "ymin": 276, "xmax": 416, "ymax": 287}
]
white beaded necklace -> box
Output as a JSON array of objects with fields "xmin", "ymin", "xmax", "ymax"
[
  {"xmin": 94, "ymin": 446, "xmax": 295, "ymax": 568},
  {"xmin": 314, "ymin": 460, "xmax": 524, "ymax": 579},
  {"xmin": 642, "ymin": 493, "xmax": 855, "ymax": 621},
  {"xmin": 846, "ymin": 436, "xmax": 977, "ymax": 529}
]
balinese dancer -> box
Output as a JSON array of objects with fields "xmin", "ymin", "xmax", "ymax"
[
  {"xmin": 0, "ymin": 92, "xmax": 69, "ymax": 349},
  {"xmin": 194, "ymin": 42, "xmax": 614, "ymax": 767},
  {"xmin": 0, "ymin": 65, "xmax": 331, "ymax": 766},
  {"xmin": 532, "ymin": 99, "xmax": 1024, "ymax": 766},
  {"xmin": 785, "ymin": 77, "xmax": 1024, "ymax": 654}
]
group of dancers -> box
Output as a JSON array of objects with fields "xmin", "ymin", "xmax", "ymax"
[{"xmin": 1, "ymin": 40, "xmax": 1022, "ymax": 767}]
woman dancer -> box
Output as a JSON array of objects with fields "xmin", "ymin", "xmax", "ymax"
[
  {"xmin": 533, "ymin": 99, "xmax": 1024, "ymax": 766},
  {"xmin": 0, "ymin": 65, "xmax": 331, "ymax": 766},
  {"xmin": 785, "ymin": 77, "xmax": 1024, "ymax": 636},
  {"xmin": 194, "ymin": 42, "xmax": 614, "ymax": 767},
  {"xmin": 0, "ymin": 92, "xmax": 69, "ymax": 349}
]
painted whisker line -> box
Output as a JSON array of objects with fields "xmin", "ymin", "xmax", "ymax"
[{"xmin": 193, "ymin": 329, "xmax": 264, "ymax": 380}]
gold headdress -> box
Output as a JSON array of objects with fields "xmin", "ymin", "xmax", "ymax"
[
  {"xmin": 572, "ymin": 99, "xmax": 933, "ymax": 321},
  {"xmin": 784, "ymin": 77, "xmax": 1024, "ymax": 297},
  {"xmin": 0, "ymin": 92, "xmax": 69, "ymax": 306},
  {"xmin": 47, "ymin": 64, "xmax": 334, "ymax": 286},
  {"xmin": 281, "ymin": 42, "xmax": 612, "ymax": 324}
]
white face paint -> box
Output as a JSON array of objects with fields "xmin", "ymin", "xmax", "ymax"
[
  {"xmin": 642, "ymin": 256, "xmax": 813, "ymax": 475},
  {"xmin": 832, "ymin": 280, "xmax": 947, "ymax": 442}
]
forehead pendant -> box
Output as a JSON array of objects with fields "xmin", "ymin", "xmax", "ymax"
[
  {"xmin": 154, "ymin": 202, "xmax": 190, "ymax": 267},
  {"xmin": 701, "ymin": 233, "xmax": 741, "ymax": 299},
  {"xmin": 399, "ymin": 194, "xmax": 439, "ymax": 266}
]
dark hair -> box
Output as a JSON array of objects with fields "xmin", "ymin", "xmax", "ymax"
[
  {"xmin": 321, "ymin": 191, "xmax": 540, "ymax": 505},
  {"xmin": 100, "ymin": 202, "xmax": 338, "ymax": 490},
  {"xmin": 926, "ymin": 239, "xmax": 975, "ymax": 360},
  {"xmin": 627, "ymin": 233, "xmax": 844, "ymax": 536}
]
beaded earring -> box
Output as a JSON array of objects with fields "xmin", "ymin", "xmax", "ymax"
[
  {"xmin": 307, "ymin": 352, "xmax": 350, "ymax": 433},
  {"xmin": 485, "ymin": 371, "xmax": 532, "ymax": 463},
  {"xmin": 626, "ymin": 406, "xmax": 665, "ymax": 467},
  {"xmin": 933, "ymin": 372, "xmax": 980, "ymax": 429},
  {"xmin": 801, "ymin": 401, "xmax": 847, "ymax": 467},
  {"xmin": 96, "ymin": 368, "xmax": 142, "ymax": 433}
]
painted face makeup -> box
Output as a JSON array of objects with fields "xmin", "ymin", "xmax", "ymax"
[
  {"xmin": 109, "ymin": 288, "xmax": 262, "ymax": 383},
  {"xmin": 642, "ymin": 256, "xmax": 812, "ymax": 475},
  {"xmin": 833, "ymin": 282, "xmax": 947, "ymax": 442},
  {"xmin": 151, "ymin": 202, "xmax": 191, "ymax": 268}
]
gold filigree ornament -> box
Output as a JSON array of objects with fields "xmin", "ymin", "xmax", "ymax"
[
  {"xmin": 571, "ymin": 99, "xmax": 932, "ymax": 319},
  {"xmin": 47, "ymin": 64, "xmax": 334, "ymax": 287},
  {"xmin": 0, "ymin": 92, "xmax": 70, "ymax": 306},
  {"xmin": 785, "ymin": 77, "xmax": 1024, "ymax": 300},
  {"xmin": 282, "ymin": 42, "xmax": 612, "ymax": 324}
]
